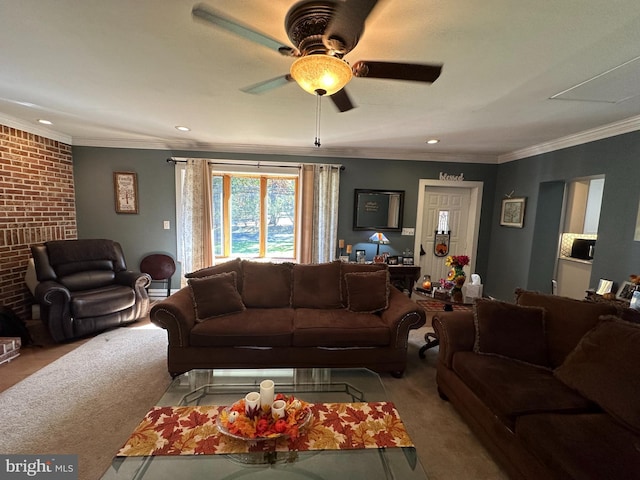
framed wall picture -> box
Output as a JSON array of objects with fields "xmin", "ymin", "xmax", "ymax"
[
  {"xmin": 113, "ymin": 171, "xmax": 139, "ymax": 214},
  {"xmin": 616, "ymin": 281, "xmax": 636, "ymax": 300},
  {"xmin": 500, "ymin": 197, "xmax": 526, "ymax": 228}
]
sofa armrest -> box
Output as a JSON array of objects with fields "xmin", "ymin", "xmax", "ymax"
[
  {"xmin": 150, "ymin": 287, "xmax": 196, "ymax": 347},
  {"xmin": 115, "ymin": 270, "xmax": 151, "ymax": 289},
  {"xmin": 432, "ymin": 311, "xmax": 476, "ymax": 368},
  {"xmin": 34, "ymin": 280, "xmax": 73, "ymax": 342},
  {"xmin": 381, "ymin": 287, "xmax": 427, "ymax": 348}
]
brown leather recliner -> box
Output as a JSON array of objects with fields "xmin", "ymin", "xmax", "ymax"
[{"xmin": 30, "ymin": 239, "xmax": 151, "ymax": 342}]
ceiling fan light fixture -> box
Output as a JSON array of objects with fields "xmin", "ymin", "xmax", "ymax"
[{"xmin": 290, "ymin": 54, "xmax": 353, "ymax": 96}]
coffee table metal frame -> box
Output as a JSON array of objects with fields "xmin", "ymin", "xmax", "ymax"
[{"xmin": 102, "ymin": 367, "xmax": 428, "ymax": 480}]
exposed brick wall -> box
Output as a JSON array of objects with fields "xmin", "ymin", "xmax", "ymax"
[{"xmin": 0, "ymin": 125, "xmax": 77, "ymax": 319}]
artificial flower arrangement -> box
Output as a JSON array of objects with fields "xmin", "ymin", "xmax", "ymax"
[
  {"xmin": 445, "ymin": 255, "xmax": 470, "ymax": 269},
  {"xmin": 217, "ymin": 393, "xmax": 311, "ymax": 440},
  {"xmin": 445, "ymin": 255, "xmax": 470, "ymax": 287}
]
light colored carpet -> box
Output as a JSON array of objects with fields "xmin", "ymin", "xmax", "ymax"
[
  {"xmin": 0, "ymin": 322, "xmax": 506, "ymax": 480},
  {"xmin": 0, "ymin": 323, "xmax": 172, "ymax": 480}
]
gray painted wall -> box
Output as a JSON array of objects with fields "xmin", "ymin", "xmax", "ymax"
[
  {"xmin": 73, "ymin": 129, "xmax": 640, "ymax": 301},
  {"xmin": 487, "ymin": 130, "xmax": 640, "ymax": 300},
  {"xmin": 72, "ymin": 147, "xmax": 497, "ymax": 291}
]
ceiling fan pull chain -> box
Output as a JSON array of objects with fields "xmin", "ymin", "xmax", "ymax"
[{"xmin": 315, "ymin": 89, "xmax": 326, "ymax": 147}]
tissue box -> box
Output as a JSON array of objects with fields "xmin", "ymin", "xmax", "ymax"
[{"xmin": 463, "ymin": 284, "xmax": 483, "ymax": 299}]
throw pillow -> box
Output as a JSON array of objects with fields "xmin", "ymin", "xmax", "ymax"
[
  {"xmin": 241, "ymin": 261, "xmax": 293, "ymax": 308},
  {"xmin": 188, "ymin": 271, "xmax": 245, "ymax": 321},
  {"xmin": 185, "ymin": 258, "xmax": 244, "ymax": 291},
  {"xmin": 473, "ymin": 298, "xmax": 549, "ymax": 367},
  {"xmin": 292, "ymin": 261, "xmax": 342, "ymax": 309},
  {"xmin": 554, "ymin": 316, "xmax": 640, "ymax": 435},
  {"xmin": 339, "ymin": 263, "xmax": 388, "ymax": 306},
  {"xmin": 344, "ymin": 269, "xmax": 390, "ymax": 313}
]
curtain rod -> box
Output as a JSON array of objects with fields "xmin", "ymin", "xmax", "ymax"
[{"xmin": 166, "ymin": 158, "xmax": 344, "ymax": 170}]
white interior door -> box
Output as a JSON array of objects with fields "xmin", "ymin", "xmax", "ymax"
[
  {"xmin": 414, "ymin": 180, "xmax": 483, "ymax": 285},
  {"xmin": 419, "ymin": 187, "xmax": 471, "ymax": 282}
]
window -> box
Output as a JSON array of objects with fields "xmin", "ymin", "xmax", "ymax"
[
  {"xmin": 213, "ymin": 174, "xmax": 298, "ymax": 259},
  {"xmin": 438, "ymin": 210, "xmax": 450, "ymax": 232}
]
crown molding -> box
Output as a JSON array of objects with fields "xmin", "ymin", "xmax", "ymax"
[
  {"xmin": 0, "ymin": 113, "xmax": 72, "ymax": 144},
  {"xmin": 73, "ymin": 136, "xmax": 499, "ymax": 164},
  {"xmin": 498, "ymin": 114, "xmax": 640, "ymax": 163}
]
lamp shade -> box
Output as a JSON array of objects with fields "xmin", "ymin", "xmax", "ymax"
[
  {"xmin": 368, "ymin": 232, "xmax": 390, "ymax": 245},
  {"xmin": 290, "ymin": 54, "xmax": 353, "ymax": 96}
]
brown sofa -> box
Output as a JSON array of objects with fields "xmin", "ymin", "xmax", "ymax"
[
  {"xmin": 433, "ymin": 289, "xmax": 640, "ymax": 480},
  {"xmin": 151, "ymin": 259, "xmax": 426, "ymax": 377}
]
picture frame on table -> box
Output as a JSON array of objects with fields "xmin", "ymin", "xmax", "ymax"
[
  {"xmin": 387, "ymin": 255, "xmax": 399, "ymax": 265},
  {"xmin": 113, "ymin": 171, "xmax": 139, "ymax": 214},
  {"xmin": 402, "ymin": 256, "xmax": 414, "ymax": 265},
  {"xmin": 630, "ymin": 291, "xmax": 640, "ymax": 311},
  {"xmin": 355, "ymin": 249, "xmax": 366, "ymax": 264},
  {"xmin": 500, "ymin": 197, "xmax": 526, "ymax": 228},
  {"xmin": 616, "ymin": 281, "xmax": 636, "ymax": 300}
]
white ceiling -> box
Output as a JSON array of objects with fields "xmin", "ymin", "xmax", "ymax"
[{"xmin": 2, "ymin": 0, "xmax": 640, "ymax": 163}]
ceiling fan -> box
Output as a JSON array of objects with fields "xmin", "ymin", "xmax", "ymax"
[{"xmin": 192, "ymin": 0, "xmax": 443, "ymax": 113}]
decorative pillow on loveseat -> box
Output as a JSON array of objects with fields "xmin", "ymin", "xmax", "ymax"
[
  {"xmin": 554, "ymin": 316, "xmax": 640, "ymax": 435},
  {"xmin": 473, "ymin": 298, "xmax": 549, "ymax": 367},
  {"xmin": 344, "ymin": 269, "xmax": 390, "ymax": 313},
  {"xmin": 292, "ymin": 261, "xmax": 342, "ymax": 309},
  {"xmin": 187, "ymin": 271, "xmax": 245, "ymax": 321}
]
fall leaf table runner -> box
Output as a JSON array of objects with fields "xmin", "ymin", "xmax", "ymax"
[{"xmin": 118, "ymin": 402, "xmax": 413, "ymax": 456}]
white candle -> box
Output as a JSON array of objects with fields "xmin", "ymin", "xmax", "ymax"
[
  {"xmin": 260, "ymin": 379, "xmax": 275, "ymax": 411},
  {"xmin": 339, "ymin": 239, "xmax": 345, "ymax": 249},
  {"xmin": 271, "ymin": 399, "xmax": 286, "ymax": 419},
  {"xmin": 245, "ymin": 391, "xmax": 260, "ymax": 418}
]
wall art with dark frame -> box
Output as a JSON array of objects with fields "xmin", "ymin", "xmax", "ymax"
[
  {"xmin": 113, "ymin": 171, "xmax": 139, "ymax": 214},
  {"xmin": 500, "ymin": 197, "xmax": 526, "ymax": 228}
]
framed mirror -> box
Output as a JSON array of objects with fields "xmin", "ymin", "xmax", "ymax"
[{"xmin": 353, "ymin": 189, "xmax": 404, "ymax": 231}]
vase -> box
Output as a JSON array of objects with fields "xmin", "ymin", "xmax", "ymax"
[{"xmin": 449, "ymin": 266, "xmax": 466, "ymax": 302}]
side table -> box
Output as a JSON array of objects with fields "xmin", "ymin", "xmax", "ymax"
[
  {"xmin": 415, "ymin": 290, "xmax": 474, "ymax": 359},
  {"xmin": 388, "ymin": 265, "xmax": 421, "ymax": 297}
]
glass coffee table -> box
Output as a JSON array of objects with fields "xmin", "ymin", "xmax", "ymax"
[{"xmin": 102, "ymin": 368, "xmax": 427, "ymax": 479}]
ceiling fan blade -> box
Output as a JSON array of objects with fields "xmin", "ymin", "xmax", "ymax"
[
  {"xmin": 192, "ymin": 3, "xmax": 297, "ymax": 56},
  {"xmin": 330, "ymin": 88, "xmax": 356, "ymax": 112},
  {"xmin": 241, "ymin": 75, "xmax": 295, "ymax": 95},
  {"xmin": 323, "ymin": 0, "xmax": 378, "ymax": 53},
  {"xmin": 352, "ymin": 61, "xmax": 442, "ymax": 83}
]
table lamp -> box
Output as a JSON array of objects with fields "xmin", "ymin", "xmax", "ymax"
[{"xmin": 369, "ymin": 232, "xmax": 390, "ymax": 255}]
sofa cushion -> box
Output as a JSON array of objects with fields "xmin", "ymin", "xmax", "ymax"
[
  {"xmin": 340, "ymin": 263, "xmax": 388, "ymax": 306},
  {"xmin": 515, "ymin": 289, "xmax": 617, "ymax": 367},
  {"xmin": 185, "ymin": 258, "xmax": 244, "ymax": 292},
  {"xmin": 292, "ymin": 308, "xmax": 390, "ymax": 347},
  {"xmin": 71, "ymin": 284, "xmax": 135, "ymax": 317},
  {"xmin": 473, "ymin": 298, "xmax": 548, "ymax": 366},
  {"xmin": 344, "ymin": 270, "xmax": 390, "ymax": 313},
  {"xmin": 453, "ymin": 351, "xmax": 598, "ymax": 430},
  {"xmin": 554, "ymin": 317, "xmax": 640, "ymax": 435},
  {"xmin": 516, "ymin": 412, "xmax": 640, "ymax": 480},
  {"xmin": 187, "ymin": 271, "xmax": 245, "ymax": 321},
  {"xmin": 190, "ymin": 308, "xmax": 294, "ymax": 347},
  {"xmin": 241, "ymin": 261, "xmax": 293, "ymax": 308},
  {"xmin": 292, "ymin": 262, "xmax": 342, "ymax": 309}
]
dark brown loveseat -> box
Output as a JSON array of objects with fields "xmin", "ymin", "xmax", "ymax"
[
  {"xmin": 151, "ymin": 259, "xmax": 426, "ymax": 377},
  {"xmin": 433, "ymin": 289, "xmax": 640, "ymax": 480}
]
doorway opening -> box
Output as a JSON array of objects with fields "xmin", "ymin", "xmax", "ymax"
[{"xmin": 413, "ymin": 179, "xmax": 483, "ymax": 285}]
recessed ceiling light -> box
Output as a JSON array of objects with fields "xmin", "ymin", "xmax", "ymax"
[
  {"xmin": 38, "ymin": 119, "xmax": 53, "ymax": 125},
  {"xmin": 426, "ymin": 139, "xmax": 439, "ymax": 144},
  {"xmin": 175, "ymin": 125, "xmax": 191, "ymax": 132}
]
